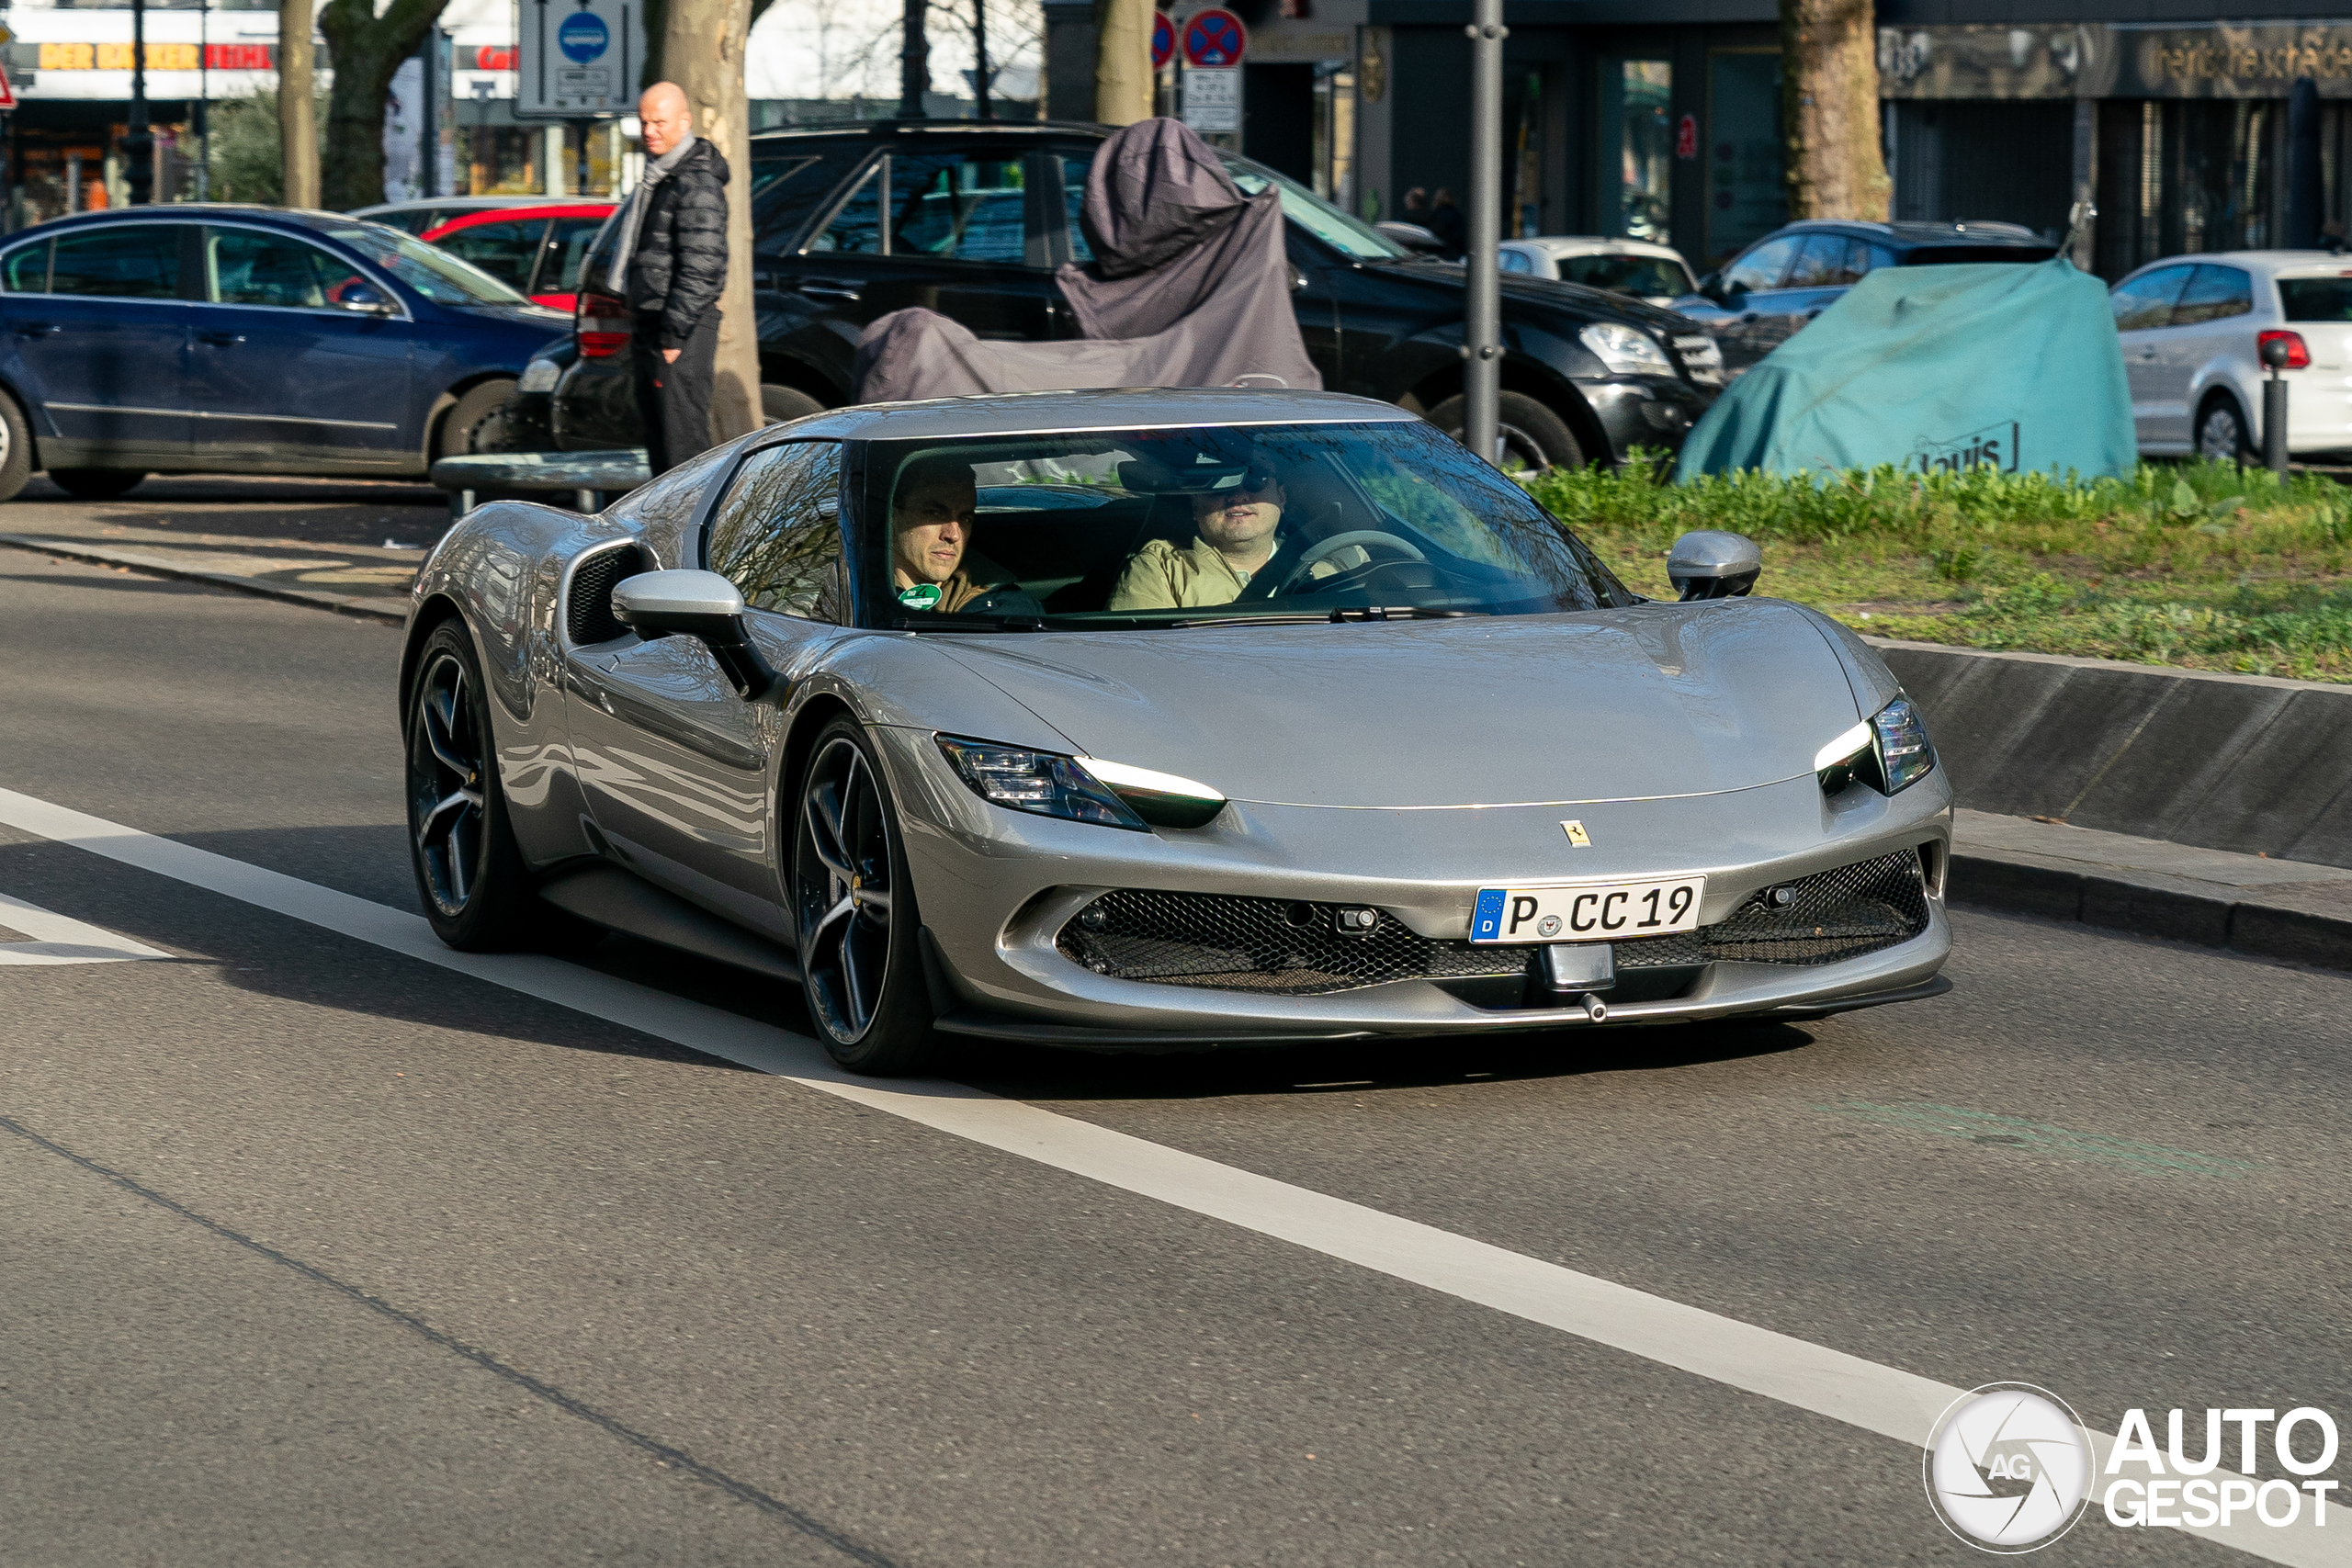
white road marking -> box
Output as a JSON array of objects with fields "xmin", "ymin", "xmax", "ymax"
[
  {"xmin": 0, "ymin": 783, "xmax": 2335, "ymax": 1565},
  {"xmin": 0, "ymin": 889, "xmax": 169, "ymax": 965}
]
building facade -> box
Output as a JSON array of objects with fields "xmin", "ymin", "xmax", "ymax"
[{"xmin": 1045, "ymin": 2, "xmax": 2352, "ymax": 279}]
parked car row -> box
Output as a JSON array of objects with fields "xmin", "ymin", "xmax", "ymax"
[
  {"xmin": 526, "ymin": 119, "xmax": 1725, "ymax": 475},
  {"xmin": 0, "ymin": 206, "xmax": 569, "ymax": 502}
]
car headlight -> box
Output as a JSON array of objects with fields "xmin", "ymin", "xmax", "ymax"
[
  {"xmin": 517, "ymin": 357, "xmax": 561, "ymax": 394},
  {"xmin": 1815, "ymin": 696, "xmax": 1938, "ymax": 796},
  {"xmin": 1578, "ymin": 321, "xmax": 1673, "ymax": 377},
  {"xmin": 934, "ymin": 738, "xmax": 1227, "ymax": 830}
]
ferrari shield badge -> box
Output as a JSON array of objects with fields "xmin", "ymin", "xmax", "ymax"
[{"xmin": 1561, "ymin": 819, "xmax": 1591, "ymax": 847}]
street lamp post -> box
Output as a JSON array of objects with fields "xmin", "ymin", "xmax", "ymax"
[
  {"xmin": 898, "ymin": 0, "xmax": 929, "ymax": 118},
  {"xmin": 1462, "ymin": 0, "xmax": 1504, "ymax": 464},
  {"xmin": 126, "ymin": 0, "xmax": 153, "ymax": 204}
]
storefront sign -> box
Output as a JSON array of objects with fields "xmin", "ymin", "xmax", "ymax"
[
  {"xmin": 1675, "ymin": 113, "xmax": 1697, "ymax": 159},
  {"xmin": 33, "ymin": 41, "xmax": 269, "ymax": 71},
  {"xmin": 1880, "ymin": 22, "xmax": 2352, "ymax": 99}
]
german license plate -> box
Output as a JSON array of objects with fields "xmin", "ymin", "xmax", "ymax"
[{"xmin": 1469, "ymin": 877, "xmax": 1706, "ymax": 944}]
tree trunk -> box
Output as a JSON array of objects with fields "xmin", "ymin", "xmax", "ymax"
[
  {"xmin": 664, "ymin": 0, "xmax": 761, "ymax": 441},
  {"xmin": 1093, "ymin": 0, "xmax": 1152, "ymax": 126},
  {"xmin": 1779, "ymin": 0, "xmax": 1889, "ymax": 220},
  {"xmin": 317, "ymin": 0, "xmax": 452, "ymax": 210},
  {"xmin": 277, "ymin": 0, "xmax": 320, "ymax": 207}
]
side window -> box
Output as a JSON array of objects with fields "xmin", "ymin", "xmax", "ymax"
[
  {"xmin": 2110, "ymin": 265, "xmax": 2194, "ymax": 333},
  {"xmin": 705, "ymin": 441, "xmax": 846, "ymax": 619},
  {"xmin": 1784, "ymin": 233, "xmax": 1845, "ymax": 288},
  {"xmin": 808, "ymin": 153, "xmax": 1031, "ymax": 265},
  {"xmin": 1061, "ymin": 154, "xmax": 1094, "ymax": 264},
  {"xmin": 1, "ymin": 240, "xmax": 51, "ymax": 293},
  {"xmin": 543, "ymin": 217, "xmax": 608, "ymax": 295},
  {"xmin": 2175, "ymin": 265, "xmax": 2254, "ymax": 325},
  {"xmin": 50, "ymin": 225, "xmax": 183, "ymax": 299},
  {"xmin": 207, "ymin": 228, "xmax": 368, "ymax": 309},
  {"xmin": 1722, "ymin": 235, "xmax": 1801, "ymax": 296},
  {"xmin": 434, "ymin": 220, "xmax": 548, "ymax": 292},
  {"xmin": 1827, "ymin": 238, "xmax": 1873, "ymax": 286},
  {"xmin": 751, "ymin": 145, "xmax": 869, "ymax": 256}
]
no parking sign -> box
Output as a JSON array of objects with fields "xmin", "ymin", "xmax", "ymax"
[
  {"xmin": 1152, "ymin": 12, "xmax": 1175, "ymax": 70},
  {"xmin": 1182, "ymin": 8, "xmax": 1248, "ymax": 68}
]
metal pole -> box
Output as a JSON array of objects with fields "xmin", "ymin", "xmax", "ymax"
[
  {"xmin": 2265, "ymin": 367, "xmax": 2290, "ymax": 479},
  {"xmin": 899, "ymin": 0, "xmax": 930, "ymax": 118},
  {"xmin": 126, "ymin": 0, "xmax": 153, "ymax": 204},
  {"xmin": 972, "ymin": 0, "xmax": 992, "ymax": 119},
  {"xmin": 1462, "ymin": 0, "xmax": 1504, "ymax": 464},
  {"xmin": 195, "ymin": 0, "xmax": 210, "ymax": 199}
]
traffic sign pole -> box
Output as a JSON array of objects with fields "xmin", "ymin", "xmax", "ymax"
[{"xmin": 1464, "ymin": 0, "xmax": 1505, "ymax": 466}]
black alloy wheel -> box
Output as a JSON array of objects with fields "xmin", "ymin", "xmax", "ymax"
[
  {"xmin": 792, "ymin": 718, "xmax": 938, "ymax": 1075},
  {"xmin": 405, "ymin": 622, "xmax": 531, "ymax": 948}
]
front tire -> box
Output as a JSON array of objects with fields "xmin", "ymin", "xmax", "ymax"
[
  {"xmin": 791, "ymin": 717, "xmax": 939, "ymax": 1075},
  {"xmin": 1427, "ymin": 389, "xmax": 1586, "ymax": 475},
  {"xmin": 0, "ymin": 392, "xmax": 34, "ymax": 503},
  {"xmin": 405, "ymin": 620, "xmax": 535, "ymax": 949},
  {"xmin": 49, "ymin": 467, "xmax": 145, "ymax": 500},
  {"xmin": 2196, "ymin": 394, "xmax": 2254, "ymax": 463},
  {"xmin": 761, "ymin": 383, "xmax": 824, "ymax": 426}
]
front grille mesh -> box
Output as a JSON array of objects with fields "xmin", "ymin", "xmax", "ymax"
[
  {"xmin": 566, "ymin": 544, "xmax": 644, "ymax": 645},
  {"xmin": 1055, "ymin": 849, "xmax": 1930, "ymax": 998}
]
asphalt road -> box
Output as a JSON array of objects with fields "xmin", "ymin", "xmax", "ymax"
[{"xmin": 3, "ymin": 536, "xmax": 2348, "ymax": 1568}]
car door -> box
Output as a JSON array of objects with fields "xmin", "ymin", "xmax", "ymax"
[
  {"xmin": 791, "ymin": 147, "xmax": 1065, "ymax": 347},
  {"xmin": 185, "ymin": 223, "xmax": 416, "ymax": 469},
  {"xmin": 425, "ymin": 216, "xmax": 550, "ymax": 299},
  {"xmin": 2109, "ymin": 265, "xmax": 2197, "ymax": 449},
  {"xmin": 1697, "ymin": 233, "xmax": 1804, "ymax": 374},
  {"xmin": 564, "ymin": 439, "xmax": 848, "ymax": 938},
  {"xmin": 2167, "ymin": 264, "xmax": 2256, "ymax": 446},
  {"xmin": 1, "ymin": 221, "xmax": 194, "ymax": 468}
]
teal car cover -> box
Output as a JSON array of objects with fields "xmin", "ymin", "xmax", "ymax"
[{"xmin": 1675, "ymin": 258, "xmax": 2135, "ymax": 481}]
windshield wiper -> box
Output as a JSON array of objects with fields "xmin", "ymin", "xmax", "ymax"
[
  {"xmin": 1167, "ymin": 605, "xmax": 1487, "ymax": 629},
  {"xmin": 889, "ymin": 613, "xmax": 1049, "ymax": 633}
]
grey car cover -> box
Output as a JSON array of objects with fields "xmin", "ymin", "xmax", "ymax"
[{"xmin": 854, "ymin": 118, "xmax": 1320, "ymax": 402}]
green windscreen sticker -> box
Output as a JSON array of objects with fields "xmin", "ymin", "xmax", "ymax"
[{"xmin": 897, "ymin": 582, "xmax": 944, "ymax": 610}]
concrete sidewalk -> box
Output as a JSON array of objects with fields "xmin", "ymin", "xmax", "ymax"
[{"xmin": 1951, "ymin": 807, "xmax": 2352, "ymax": 971}]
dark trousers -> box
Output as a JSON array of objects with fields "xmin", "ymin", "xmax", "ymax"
[{"xmin": 632, "ymin": 310, "xmax": 719, "ymax": 476}]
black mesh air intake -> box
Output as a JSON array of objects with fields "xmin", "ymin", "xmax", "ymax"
[
  {"xmin": 567, "ymin": 545, "xmax": 644, "ymax": 645},
  {"xmin": 1055, "ymin": 848, "xmax": 1931, "ymax": 997},
  {"xmin": 1702, "ymin": 848, "xmax": 1930, "ymax": 965}
]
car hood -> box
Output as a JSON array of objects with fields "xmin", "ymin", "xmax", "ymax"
[
  {"xmin": 1360, "ymin": 259, "xmax": 1694, "ymax": 333},
  {"xmin": 936, "ymin": 600, "xmax": 1863, "ymax": 809}
]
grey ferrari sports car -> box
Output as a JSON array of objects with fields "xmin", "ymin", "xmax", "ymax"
[{"xmin": 402, "ymin": 387, "xmax": 1951, "ymax": 1074}]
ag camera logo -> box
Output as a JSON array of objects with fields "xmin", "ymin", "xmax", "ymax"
[{"xmin": 1925, "ymin": 1383, "xmax": 2093, "ymax": 1552}]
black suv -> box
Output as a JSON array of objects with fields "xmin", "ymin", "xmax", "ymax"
[
  {"xmin": 1673, "ymin": 219, "xmax": 2058, "ymax": 376},
  {"xmin": 535, "ymin": 119, "xmax": 1723, "ymax": 470}
]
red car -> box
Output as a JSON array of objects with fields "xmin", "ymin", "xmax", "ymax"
[{"xmin": 419, "ymin": 202, "xmax": 616, "ymax": 312}]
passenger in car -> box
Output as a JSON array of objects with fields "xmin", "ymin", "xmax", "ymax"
[
  {"xmin": 891, "ymin": 454, "xmax": 1045, "ymax": 616},
  {"xmin": 1107, "ymin": 467, "xmax": 1354, "ymax": 610}
]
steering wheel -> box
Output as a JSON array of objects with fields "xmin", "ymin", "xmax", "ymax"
[{"xmin": 1275, "ymin": 530, "xmax": 1427, "ymax": 596}]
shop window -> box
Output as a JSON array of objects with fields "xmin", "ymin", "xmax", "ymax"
[
  {"xmin": 1704, "ymin": 51, "xmax": 1785, "ymax": 268},
  {"xmin": 2097, "ymin": 100, "xmax": 2280, "ymax": 279},
  {"xmin": 1599, "ymin": 60, "xmax": 1671, "ymax": 243}
]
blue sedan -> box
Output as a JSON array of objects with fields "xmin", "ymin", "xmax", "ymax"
[{"xmin": 0, "ymin": 206, "xmax": 570, "ymax": 501}]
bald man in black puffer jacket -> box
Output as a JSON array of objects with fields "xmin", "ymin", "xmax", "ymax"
[{"xmin": 618, "ymin": 81, "xmax": 729, "ymax": 473}]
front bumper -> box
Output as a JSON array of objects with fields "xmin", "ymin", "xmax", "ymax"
[
  {"xmin": 1581, "ymin": 375, "xmax": 1716, "ymax": 461},
  {"xmin": 877, "ymin": 726, "xmax": 1953, "ymax": 1046}
]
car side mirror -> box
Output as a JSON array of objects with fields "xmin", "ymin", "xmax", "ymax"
[
  {"xmin": 1667, "ymin": 530, "xmax": 1762, "ymax": 601},
  {"xmin": 340, "ymin": 282, "xmax": 396, "ymax": 314},
  {"xmin": 610, "ymin": 569, "xmax": 782, "ymax": 699}
]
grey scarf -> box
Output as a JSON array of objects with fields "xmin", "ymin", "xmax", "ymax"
[{"xmin": 606, "ymin": 133, "xmax": 698, "ymax": 293}]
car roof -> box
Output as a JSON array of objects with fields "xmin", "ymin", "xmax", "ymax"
[
  {"xmin": 351, "ymin": 196, "xmax": 568, "ymax": 215},
  {"xmin": 764, "ymin": 387, "xmax": 1419, "ymax": 444},
  {"xmin": 2, "ymin": 204, "xmax": 391, "ymax": 241},
  {"xmin": 1770, "ymin": 219, "xmax": 2051, "ymax": 251},
  {"xmin": 423, "ymin": 203, "xmax": 616, "ymax": 235},
  {"xmin": 1508, "ymin": 235, "xmax": 1687, "ymax": 262},
  {"xmin": 2122, "ymin": 250, "xmax": 2352, "ymax": 278}
]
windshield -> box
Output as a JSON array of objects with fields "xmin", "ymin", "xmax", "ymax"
[
  {"xmin": 322, "ymin": 224, "xmax": 531, "ymax": 306},
  {"xmin": 1557, "ymin": 253, "xmax": 1694, "ymax": 299},
  {"xmin": 1219, "ymin": 157, "xmax": 1410, "ymax": 262},
  {"xmin": 2278, "ymin": 276, "xmax": 2352, "ymax": 321},
  {"xmin": 854, "ymin": 420, "xmax": 1637, "ymax": 630}
]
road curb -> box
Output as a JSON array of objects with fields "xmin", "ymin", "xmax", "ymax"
[
  {"xmin": 1950, "ymin": 850, "xmax": 2352, "ymax": 973},
  {"xmin": 0, "ymin": 533, "xmax": 408, "ymax": 626}
]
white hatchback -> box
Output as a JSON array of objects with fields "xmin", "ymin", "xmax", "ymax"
[
  {"xmin": 1497, "ymin": 236, "xmax": 1698, "ymax": 307},
  {"xmin": 2111, "ymin": 251, "xmax": 2352, "ymax": 458}
]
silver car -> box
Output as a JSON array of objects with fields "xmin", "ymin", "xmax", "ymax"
[{"xmin": 403, "ymin": 388, "xmax": 1951, "ymax": 1075}]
